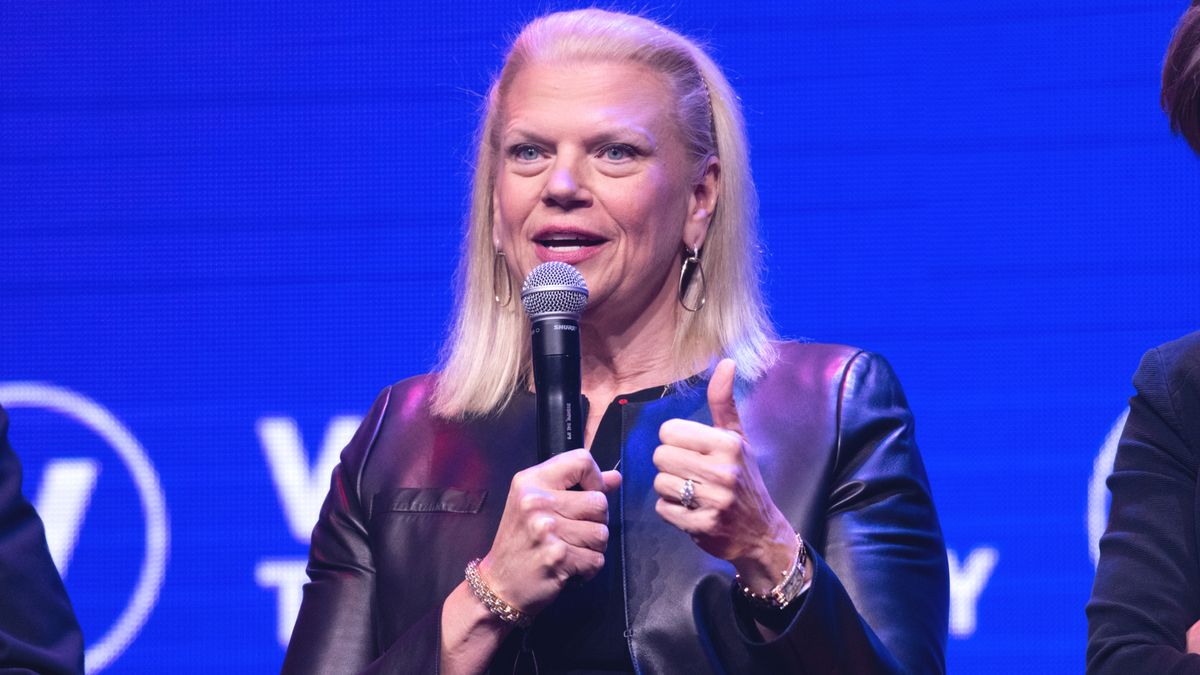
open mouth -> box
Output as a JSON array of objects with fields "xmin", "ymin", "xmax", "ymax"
[{"xmin": 535, "ymin": 235, "xmax": 606, "ymax": 252}]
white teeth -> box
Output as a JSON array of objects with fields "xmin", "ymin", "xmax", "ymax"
[{"xmin": 549, "ymin": 245, "xmax": 582, "ymax": 252}]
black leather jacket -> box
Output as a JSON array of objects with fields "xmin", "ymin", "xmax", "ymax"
[{"xmin": 283, "ymin": 342, "xmax": 948, "ymax": 674}]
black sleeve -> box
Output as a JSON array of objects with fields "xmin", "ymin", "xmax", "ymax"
[
  {"xmin": 1087, "ymin": 341, "xmax": 1200, "ymax": 674},
  {"xmin": 0, "ymin": 405, "xmax": 85, "ymax": 675},
  {"xmin": 731, "ymin": 351, "xmax": 949, "ymax": 674},
  {"xmin": 281, "ymin": 386, "xmax": 443, "ymax": 675}
]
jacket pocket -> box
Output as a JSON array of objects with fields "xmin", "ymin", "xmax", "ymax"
[{"xmin": 370, "ymin": 487, "xmax": 487, "ymax": 518}]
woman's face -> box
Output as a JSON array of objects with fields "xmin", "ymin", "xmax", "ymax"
[{"xmin": 492, "ymin": 59, "xmax": 717, "ymax": 323}]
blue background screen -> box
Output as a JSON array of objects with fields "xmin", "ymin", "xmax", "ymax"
[{"xmin": 3, "ymin": 2, "xmax": 1199, "ymax": 672}]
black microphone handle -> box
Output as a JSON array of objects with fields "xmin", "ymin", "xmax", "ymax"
[
  {"xmin": 533, "ymin": 356, "xmax": 584, "ymax": 460},
  {"xmin": 531, "ymin": 316, "xmax": 583, "ymax": 461}
]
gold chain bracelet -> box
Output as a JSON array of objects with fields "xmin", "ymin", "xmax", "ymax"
[
  {"xmin": 464, "ymin": 558, "xmax": 533, "ymax": 628},
  {"xmin": 735, "ymin": 532, "xmax": 809, "ymax": 610}
]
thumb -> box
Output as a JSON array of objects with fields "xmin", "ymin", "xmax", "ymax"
[
  {"xmin": 707, "ymin": 358, "xmax": 744, "ymax": 436},
  {"xmin": 600, "ymin": 469, "xmax": 622, "ymax": 494}
]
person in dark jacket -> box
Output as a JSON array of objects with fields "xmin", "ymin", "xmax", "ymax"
[
  {"xmin": 0, "ymin": 404, "xmax": 85, "ymax": 674},
  {"xmin": 284, "ymin": 9, "xmax": 948, "ymax": 674},
  {"xmin": 1088, "ymin": 332, "xmax": 1200, "ymax": 672},
  {"xmin": 1086, "ymin": 7, "xmax": 1200, "ymax": 671}
]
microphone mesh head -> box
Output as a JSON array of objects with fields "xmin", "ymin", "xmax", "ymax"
[{"xmin": 521, "ymin": 262, "xmax": 589, "ymax": 318}]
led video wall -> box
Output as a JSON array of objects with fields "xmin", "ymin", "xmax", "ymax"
[{"xmin": 4, "ymin": 2, "xmax": 1199, "ymax": 672}]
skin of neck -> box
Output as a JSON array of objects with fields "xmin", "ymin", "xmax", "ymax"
[{"xmin": 577, "ymin": 265, "xmax": 685, "ymax": 446}]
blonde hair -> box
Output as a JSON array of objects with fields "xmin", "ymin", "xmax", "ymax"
[
  {"xmin": 432, "ymin": 8, "xmax": 776, "ymax": 418},
  {"xmin": 1163, "ymin": 3, "xmax": 1200, "ymax": 154}
]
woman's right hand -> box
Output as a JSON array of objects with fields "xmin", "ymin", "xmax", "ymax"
[{"xmin": 477, "ymin": 448, "xmax": 622, "ymax": 615}]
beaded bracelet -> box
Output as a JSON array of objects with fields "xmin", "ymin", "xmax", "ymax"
[
  {"xmin": 734, "ymin": 533, "xmax": 809, "ymax": 610},
  {"xmin": 465, "ymin": 558, "xmax": 533, "ymax": 628}
]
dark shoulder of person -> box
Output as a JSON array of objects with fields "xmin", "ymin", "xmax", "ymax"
[
  {"xmin": 0, "ymin": 405, "xmax": 86, "ymax": 675},
  {"xmin": 1145, "ymin": 330, "xmax": 1200, "ymax": 423}
]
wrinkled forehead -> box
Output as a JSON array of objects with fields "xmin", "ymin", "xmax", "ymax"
[
  {"xmin": 494, "ymin": 59, "xmax": 686, "ymax": 145},
  {"xmin": 506, "ymin": 61, "xmax": 673, "ymax": 124}
]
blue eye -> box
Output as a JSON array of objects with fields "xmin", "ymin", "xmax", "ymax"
[
  {"xmin": 512, "ymin": 144, "xmax": 541, "ymax": 161},
  {"xmin": 602, "ymin": 144, "xmax": 636, "ymax": 161}
]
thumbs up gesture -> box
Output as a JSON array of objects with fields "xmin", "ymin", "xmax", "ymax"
[{"xmin": 652, "ymin": 359, "xmax": 798, "ymax": 591}]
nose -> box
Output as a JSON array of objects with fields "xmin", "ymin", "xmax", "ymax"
[{"xmin": 542, "ymin": 157, "xmax": 591, "ymax": 210}]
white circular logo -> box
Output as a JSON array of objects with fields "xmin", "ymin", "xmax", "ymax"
[
  {"xmin": 1088, "ymin": 408, "xmax": 1129, "ymax": 568},
  {"xmin": 0, "ymin": 383, "xmax": 170, "ymax": 673}
]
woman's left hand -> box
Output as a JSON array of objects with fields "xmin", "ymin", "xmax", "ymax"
[{"xmin": 652, "ymin": 358, "xmax": 797, "ymax": 591}]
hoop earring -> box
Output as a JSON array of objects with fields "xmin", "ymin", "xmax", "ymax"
[
  {"xmin": 678, "ymin": 247, "xmax": 706, "ymax": 312},
  {"xmin": 493, "ymin": 251, "xmax": 512, "ymax": 306}
]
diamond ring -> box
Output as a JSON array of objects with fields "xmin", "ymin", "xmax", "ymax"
[{"xmin": 680, "ymin": 478, "xmax": 698, "ymax": 510}]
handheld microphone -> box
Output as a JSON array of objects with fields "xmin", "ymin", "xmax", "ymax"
[{"xmin": 521, "ymin": 262, "xmax": 588, "ymax": 462}]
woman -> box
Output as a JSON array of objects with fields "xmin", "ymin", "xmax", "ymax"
[
  {"xmin": 283, "ymin": 9, "xmax": 947, "ymax": 674},
  {"xmin": 1086, "ymin": 5, "xmax": 1200, "ymax": 672}
]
